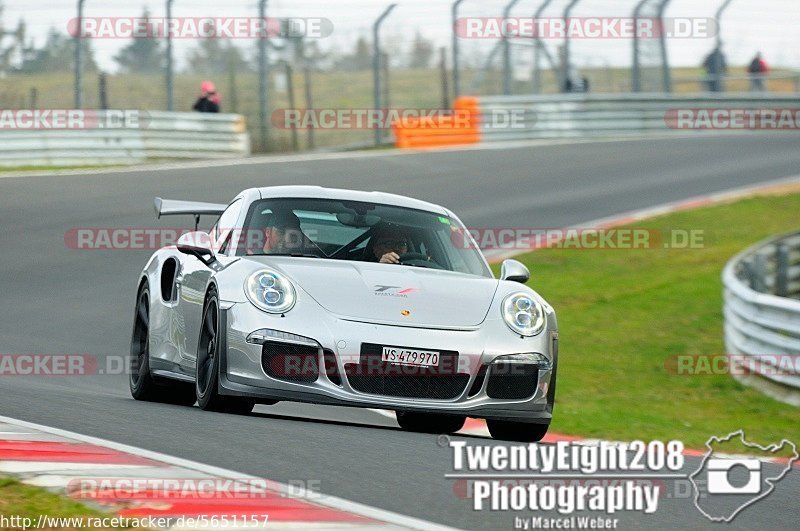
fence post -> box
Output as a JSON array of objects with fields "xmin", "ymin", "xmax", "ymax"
[
  {"xmin": 631, "ymin": 0, "xmax": 649, "ymax": 93},
  {"xmin": 658, "ymin": 0, "xmax": 673, "ymax": 93},
  {"xmin": 74, "ymin": 0, "xmax": 86, "ymax": 109},
  {"xmin": 752, "ymin": 252, "xmax": 769, "ymax": 293},
  {"xmin": 440, "ymin": 47, "xmax": 450, "ymax": 109},
  {"xmin": 98, "ymin": 72, "xmax": 108, "ymax": 110},
  {"xmin": 532, "ymin": 0, "xmax": 554, "ymax": 94},
  {"xmin": 373, "ymin": 4, "xmax": 397, "ymax": 146},
  {"xmin": 257, "ymin": 0, "xmax": 270, "ymax": 152},
  {"xmin": 502, "ymin": 0, "xmax": 522, "ymax": 96},
  {"xmin": 285, "ymin": 62, "xmax": 299, "ymax": 151},
  {"xmin": 165, "ymin": 0, "xmax": 175, "ymax": 111},
  {"xmin": 561, "ymin": 0, "xmax": 581, "ymax": 93},
  {"xmin": 303, "ymin": 65, "xmax": 315, "ymax": 150},
  {"xmin": 451, "ymin": 0, "xmax": 466, "ymax": 98},
  {"xmin": 713, "ymin": 0, "xmax": 735, "ymax": 93},
  {"xmin": 228, "ymin": 64, "xmax": 238, "ymax": 113},
  {"xmin": 775, "ymin": 243, "xmax": 789, "ymax": 297}
]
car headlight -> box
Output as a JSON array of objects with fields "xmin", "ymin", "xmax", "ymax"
[
  {"xmin": 245, "ymin": 270, "xmax": 296, "ymax": 314},
  {"xmin": 502, "ymin": 293, "xmax": 545, "ymax": 336}
]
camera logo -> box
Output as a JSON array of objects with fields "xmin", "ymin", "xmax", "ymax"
[
  {"xmin": 690, "ymin": 430, "xmax": 797, "ymax": 522},
  {"xmin": 706, "ymin": 458, "xmax": 761, "ymax": 494}
]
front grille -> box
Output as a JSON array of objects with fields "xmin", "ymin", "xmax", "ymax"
[
  {"xmin": 344, "ymin": 343, "xmax": 469, "ymax": 400},
  {"xmin": 261, "ymin": 341, "xmax": 319, "ymax": 383},
  {"xmin": 322, "ymin": 349, "xmax": 342, "ymax": 386},
  {"xmin": 485, "ymin": 363, "xmax": 538, "ymax": 399},
  {"xmin": 468, "ymin": 364, "xmax": 489, "ymax": 397}
]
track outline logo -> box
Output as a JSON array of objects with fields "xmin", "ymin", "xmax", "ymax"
[{"xmin": 689, "ymin": 429, "xmax": 797, "ymax": 522}]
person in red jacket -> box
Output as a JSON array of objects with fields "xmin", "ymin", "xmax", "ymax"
[
  {"xmin": 747, "ymin": 52, "xmax": 769, "ymax": 92},
  {"xmin": 193, "ymin": 80, "xmax": 221, "ymax": 113}
]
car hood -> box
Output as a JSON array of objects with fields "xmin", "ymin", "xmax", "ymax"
[{"xmin": 247, "ymin": 257, "xmax": 499, "ymax": 327}]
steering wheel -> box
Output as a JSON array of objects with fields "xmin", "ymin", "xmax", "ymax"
[{"xmin": 398, "ymin": 252, "xmax": 444, "ymax": 270}]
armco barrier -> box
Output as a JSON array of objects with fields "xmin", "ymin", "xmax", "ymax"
[
  {"xmin": 394, "ymin": 94, "xmax": 800, "ymax": 148},
  {"xmin": 722, "ymin": 230, "xmax": 800, "ymax": 406},
  {"xmin": 0, "ymin": 111, "xmax": 250, "ymax": 167}
]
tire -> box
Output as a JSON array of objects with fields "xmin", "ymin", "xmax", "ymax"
[
  {"xmin": 486, "ymin": 420, "xmax": 549, "ymax": 442},
  {"xmin": 395, "ymin": 412, "xmax": 465, "ymax": 434},
  {"xmin": 129, "ymin": 282, "xmax": 197, "ymax": 406},
  {"xmin": 195, "ymin": 287, "xmax": 255, "ymax": 415}
]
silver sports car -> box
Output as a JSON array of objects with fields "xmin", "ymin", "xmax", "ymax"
[{"xmin": 129, "ymin": 186, "xmax": 558, "ymax": 441}]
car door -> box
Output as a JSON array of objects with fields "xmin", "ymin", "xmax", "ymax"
[{"xmin": 177, "ymin": 199, "xmax": 243, "ymax": 366}]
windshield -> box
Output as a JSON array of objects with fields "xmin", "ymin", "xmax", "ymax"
[{"xmin": 235, "ymin": 198, "xmax": 491, "ymax": 278}]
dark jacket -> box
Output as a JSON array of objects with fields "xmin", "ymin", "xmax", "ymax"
[{"xmin": 193, "ymin": 97, "xmax": 219, "ymax": 113}]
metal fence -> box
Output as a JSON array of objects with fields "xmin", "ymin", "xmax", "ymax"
[
  {"xmin": 723, "ymin": 231, "xmax": 800, "ymax": 406},
  {"xmin": 31, "ymin": 0, "xmax": 796, "ymax": 153},
  {"xmin": 0, "ymin": 111, "xmax": 250, "ymax": 167}
]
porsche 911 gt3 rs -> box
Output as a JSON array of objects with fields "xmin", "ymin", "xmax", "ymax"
[{"xmin": 129, "ymin": 186, "xmax": 558, "ymax": 441}]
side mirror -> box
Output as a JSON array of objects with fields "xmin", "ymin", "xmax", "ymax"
[
  {"xmin": 500, "ymin": 259, "xmax": 530, "ymax": 284},
  {"xmin": 177, "ymin": 231, "xmax": 214, "ymax": 263}
]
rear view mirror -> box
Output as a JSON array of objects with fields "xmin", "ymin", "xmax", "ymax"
[
  {"xmin": 500, "ymin": 259, "xmax": 530, "ymax": 284},
  {"xmin": 336, "ymin": 213, "xmax": 381, "ymax": 227},
  {"xmin": 177, "ymin": 231, "xmax": 214, "ymax": 263}
]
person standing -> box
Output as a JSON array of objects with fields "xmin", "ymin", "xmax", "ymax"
[
  {"xmin": 702, "ymin": 48, "xmax": 727, "ymax": 93},
  {"xmin": 747, "ymin": 52, "xmax": 769, "ymax": 92},
  {"xmin": 193, "ymin": 80, "xmax": 221, "ymax": 113}
]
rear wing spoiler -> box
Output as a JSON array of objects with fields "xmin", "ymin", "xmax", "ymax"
[{"xmin": 154, "ymin": 197, "xmax": 227, "ymax": 229}]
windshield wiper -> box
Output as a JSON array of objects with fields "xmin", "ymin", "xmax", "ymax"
[{"xmin": 263, "ymin": 253, "xmax": 322, "ymax": 258}]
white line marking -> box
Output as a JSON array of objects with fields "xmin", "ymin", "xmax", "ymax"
[
  {"xmin": 0, "ymin": 462, "xmax": 152, "ymax": 473},
  {"xmin": 484, "ymin": 173, "xmax": 800, "ymax": 263},
  {"xmin": 0, "ymin": 415, "xmax": 461, "ymax": 531}
]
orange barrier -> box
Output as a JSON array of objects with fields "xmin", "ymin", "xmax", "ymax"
[{"xmin": 392, "ymin": 97, "xmax": 481, "ymax": 149}]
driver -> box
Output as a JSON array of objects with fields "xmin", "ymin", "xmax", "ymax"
[
  {"xmin": 262, "ymin": 212, "xmax": 309, "ymax": 254},
  {"xmin": 369, "ymin": 224, "xmax": 410, "ymax": 264}
]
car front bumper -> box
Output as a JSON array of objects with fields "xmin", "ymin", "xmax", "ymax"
[{"xmin": 218, "ymin": 302, "xmax": 558, "ymax": 423}]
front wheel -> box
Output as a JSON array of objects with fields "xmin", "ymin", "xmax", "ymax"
[
  {"xmin": 395, "ymin": 412, "xmax": 465, "ymax": 434},
  {"xmin": 195, "ymin": 287, "xmax": 255, "ymax": 415},
  {"xmin": 486, "ymin": 420, "xmax": 549, "ymax": 442}
]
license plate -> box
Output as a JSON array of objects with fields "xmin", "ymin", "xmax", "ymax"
[{"xmin": 381, "ymin": 346, "xmax": 439, "ymax": 367}]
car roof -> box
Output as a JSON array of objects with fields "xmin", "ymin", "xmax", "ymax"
[{"xmin": 252, "ymin": 186, "xmax": 449, "ymax": 215}]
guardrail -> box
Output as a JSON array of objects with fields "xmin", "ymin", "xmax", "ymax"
[
  {"xmin": 477, "ymin": 93, "xmax": 800, "ymax": 142},
  {"xmin": 722, "ymin": 230, "xmax": 800, "ymax": 406},
  {"xmin": 393, "ymin": 94, "xmax": 800, "ymax": 148},
  {"xmin": 670, "ymin": 72, "xmax": 800, "ymax": 93},
  {"xmin": 0, "ymin": 111, "xmax": 250, "ymax": 167}
]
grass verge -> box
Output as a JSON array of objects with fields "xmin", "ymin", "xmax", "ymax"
[
  {"xmin": 0, "ymin": 476, "xmax": 133, "ymax": 530},
  {"xmin": 503, "ymin": 192, "xmax": 800, "ymax": 450}
]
